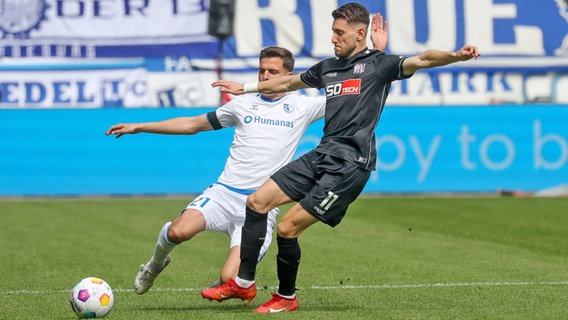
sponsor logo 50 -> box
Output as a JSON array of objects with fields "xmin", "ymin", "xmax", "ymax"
[{"xmin": 325, "ymin": 79, "xmax": 361, "ymax": 98}]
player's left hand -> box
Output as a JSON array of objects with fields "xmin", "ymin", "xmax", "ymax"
[{"xmin": 370, "ymin": 12, "xmax": 388, "ymax": 51}]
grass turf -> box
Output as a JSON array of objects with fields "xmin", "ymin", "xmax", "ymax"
[{"xmin": 0, "ymin": 196, "xmax": 566, "ymax": 319}]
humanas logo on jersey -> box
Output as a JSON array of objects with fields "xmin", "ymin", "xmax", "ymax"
[
  {"xmin": 325, "ymin": 79, "xmax": 361, "ymax": 98},
  {"xmin": 244, "ymin": 115, "xmax": 295, "ymax": 128}
]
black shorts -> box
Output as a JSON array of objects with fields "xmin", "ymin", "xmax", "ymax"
[{"xmin": 271, "ymin": 150, "xmax": 371, "ymax": 227}]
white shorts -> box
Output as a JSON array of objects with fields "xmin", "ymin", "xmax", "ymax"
[{"xmin": 185, "ymin": 183, "xmax": 279, "ymax": 261}]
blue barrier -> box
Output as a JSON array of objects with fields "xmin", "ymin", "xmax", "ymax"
[
  {"xmin": 1, "ymin": 108, "xmax": 233, "ymax": 196},
  {"xmin": 1, "ymin": 105, "xmax": 566, "ymax": 196},
  {"xmin": 364, "ymin": 105, "xmax": 567, "ymax": 193}
]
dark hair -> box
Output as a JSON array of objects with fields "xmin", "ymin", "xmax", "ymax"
[
  {"xmin": 332, "ymin": 2, "xmax": 370, "ymax": 28},
  {"xmin": 259, "ymin": 46, "xmax": 295, "ymax": 72}
]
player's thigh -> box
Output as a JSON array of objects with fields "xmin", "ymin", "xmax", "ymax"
[
  {"xmin": 169, "ymin": 208, "xmax": 206, "ymax": 242},
  {"xmin": 278, "ymin": 203, "xmax": 320, "ymax": 238},
  {"xmin": 247, "ymin": 178, "xmax": 293, "ymax": 213}
]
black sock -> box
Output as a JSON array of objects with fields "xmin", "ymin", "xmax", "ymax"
[
  {"xmin": 238, "ymin": 206, "xmax": 268, "ymax": 281},
  {"xmin": 276, "ymin": 235, "xmax": 301, "ymax": 296}
]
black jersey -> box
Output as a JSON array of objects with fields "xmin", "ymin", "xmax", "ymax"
[{"xmin": 300, "ymin": 48, "xmax": 410, "ymax": 171}]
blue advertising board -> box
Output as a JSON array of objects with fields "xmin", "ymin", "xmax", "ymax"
[
  {"xmin": 223, "ymin": 0, "xmax": 568, "ymax": 61},
  {"xmin": 2, "ymin": 1, "xmax": 568, "ymax": 108},
  {"xmin": 0, "ymin": 0, "xmax": 216, "ymax": 58},
  {"xmin": 1, "ymin": 105, "xmax": 566, "ymax": 196},
  {"xmin": 363, "ymin": 106, "xmax": 568, "ymax": 192},
  {"xmin": 0, "ymin": 0, "xmax": 566, "ymax": 59}
]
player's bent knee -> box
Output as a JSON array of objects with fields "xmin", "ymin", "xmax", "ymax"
[
  {"xmin": 167, "ymin": 209, "xmax": 206, "ymax": 243},
  {"xmin": 166, "ymin": 222, "xmax": 186, "ymax": 244},
  {"xmin": 167, "ymin": 218, "xmax": 197, "ymax": 243},
  {"xmin": 276, "ymin": 221, "xmax": 299, "ymax": 238},
  {"xmin": 246, "ymin": 194, "xmax": 271, "ymax": 213}
]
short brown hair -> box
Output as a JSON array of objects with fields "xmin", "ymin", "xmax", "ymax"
[
  {"xmin": 332, "ymin": 2, "xmax": 370, "ymax": 28},
  {"xmin": 259, "ymin": 46, "xmax": 295, "ymax": 72}
]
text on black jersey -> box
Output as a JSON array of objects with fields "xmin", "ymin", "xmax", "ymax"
[{"xmin": 324, "ymin": 79, "xmax": 361, "ymax": 98}]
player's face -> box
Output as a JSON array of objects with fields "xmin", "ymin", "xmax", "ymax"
[
  {"xmin": 257, "ymin": 57, "xmax": 291, "ymax": 82},
  {"xmin": 331, "ymin": 18, "xmax": 360, "ymax": 59},
  {"xmin": 258, "ymin": 57, "xmax": 292, "ymax": 99}
]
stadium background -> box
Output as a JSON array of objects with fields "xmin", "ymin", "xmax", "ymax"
[{"xmin": 1, "ymin": 0, "xmax": 567, "ymax": 196}]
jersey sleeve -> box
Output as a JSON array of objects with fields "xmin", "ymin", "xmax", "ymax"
[
  {"xmin": 208, "ymin": 99, "xmax": 239, "ymax": 130},
  {"xmin": 300, "ymin": 61, "xmax": 325, "ymax": 89},
  {"xmin": 376, "ymin": 54, "xmax": 412, "ymax": 82},
  {"xmin": 206, "ymin": 111, "xmax": 223, "ymax": 130}
]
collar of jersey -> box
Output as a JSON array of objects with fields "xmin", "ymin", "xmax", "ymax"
[
  {"xmin": 336, "ymin": 47, "xmax": 373, "ymax": 62},
  {"xmin": 259, "ymin": 94, "xmax": 285, "ymax": 103}
]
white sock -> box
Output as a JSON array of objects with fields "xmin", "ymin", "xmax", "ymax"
[
  {"xmin": 147, "ymin": 222, "xmax": 176, "ymax": 273},
  {"xmin": 277, "ymin": 292, "xmax": 296, "ymax": 299},
  {"xmin": 235, "ymin": 276, "xmax": 255, "ymax": 288}
]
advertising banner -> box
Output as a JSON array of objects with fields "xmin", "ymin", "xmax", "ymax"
[
  {"xmin": 1, "ymin": 106, "xmax": 566, "ymax": 196},
  {"xmin": 224, "ymin": 0, "xmax": 568, "ymax": 60},
  {"xmin": 0, "ymin": 0, "xmax": 567, "ymax": 107},
  {"xmin": 0, "ymin": 0, "xmax": 216, "ymax": 58},
  {"xmin": 0, "ymin": 64, "xmax": 149, "ymax": 108},
  {"xmin": 1, "ymin": 0, "xmax": 565, "ymax": 60},
  {"xmin": 363, "ymin": 106, "xmax": 568, "ymax": 193}
]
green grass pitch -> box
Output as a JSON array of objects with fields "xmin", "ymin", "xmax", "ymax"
[{"xmin": 1, "ymin": 196, "xmax": 567, "ymax": 319}]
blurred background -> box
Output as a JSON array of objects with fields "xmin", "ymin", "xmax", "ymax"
[{"xmin": 1, "ymin": 0, "xmax": 567, "ymax": 196}]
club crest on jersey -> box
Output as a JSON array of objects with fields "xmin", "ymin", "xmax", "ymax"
[
  {"xmin": 324, "ymin": 79, "xmax": 361, "ymax": 98},
  {"xmin": 283, "ymin": 103, "xmax": 294, "ymax": 113},
  {"xmin": 353, "ymin": 63, "xmax": 366, "ymax": 74}
]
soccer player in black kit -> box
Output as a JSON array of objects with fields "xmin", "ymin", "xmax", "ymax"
[{"xmin": 202, "ymin": 3, "xmax": 480, "ymax": 313}]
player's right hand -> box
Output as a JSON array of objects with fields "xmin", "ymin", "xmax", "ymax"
[
  {"xmin": 211, "ymin": 80, "xmax": 245, "ymax": 95},
  {"xmin": 105, "ymin": 124, "xmax": 139, "ymax": 138}
]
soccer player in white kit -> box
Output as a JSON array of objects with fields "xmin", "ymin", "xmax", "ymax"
[
  {"xmin": 105, "ymin": 46, "xmax": 325, "ymax": 293},
  {"xmin": 105, "ymin": 17, "xmax": 388, "ymax": 295}
]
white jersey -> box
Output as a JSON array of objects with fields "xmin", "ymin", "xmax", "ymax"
[{"xmin": 207, "ymin": 93, "xmax": 326, "ymax": 191}]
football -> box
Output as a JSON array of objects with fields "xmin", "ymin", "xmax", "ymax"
[{"xmin": 69, "ymin": 277, "xmax": 114, "ymax": 318}]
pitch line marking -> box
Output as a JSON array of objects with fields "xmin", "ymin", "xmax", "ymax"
[
  {"xmin": 2, "ymin": 281, "xmax": 567, "ymax": 295},
  {"xmin": 307, "ymin": 281, "xmax": 568, "ymax": 290}
]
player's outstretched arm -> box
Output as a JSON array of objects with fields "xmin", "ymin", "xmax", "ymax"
[
  {"xmin": 212, "ymin": 74, "xmax": 308, "ymax": 95},
  {"xmin": 105, "ymin": 115, "xmax": 213, "ymax": 138},
  {"xmin": 370, "ymin": 12, "xmax": 388, "ymax": 51},
  {"xmin": 402, "ymin": 45, "xmax": 480, "ymax": 76},
  {"xmin": 210, "ymin": 80, "xmax": 245, "ymax": 95}
]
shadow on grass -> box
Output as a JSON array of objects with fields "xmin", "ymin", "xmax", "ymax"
[
  {"xmin": 133, "ymin": 303, "xmax": 254, "ymax": 312},
  {"xmin": 133, "ymin": 301, "xmax": 359, "ymax": 313}
]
